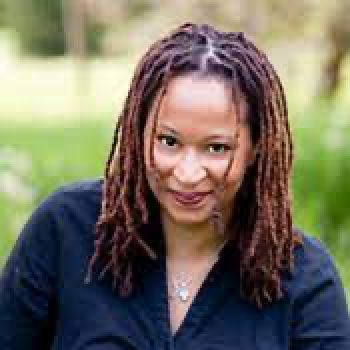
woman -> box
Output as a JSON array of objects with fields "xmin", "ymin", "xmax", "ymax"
[{"xmin": 0, "ymin": 22, "xmax": 349, "ymax": 349}]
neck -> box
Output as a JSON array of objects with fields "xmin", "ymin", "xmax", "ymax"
[{"xmin": 161, "ymin": 214, "xmax": 228, "ymax": 263}]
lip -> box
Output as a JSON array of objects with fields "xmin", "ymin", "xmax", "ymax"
[{"xmin": 170, "ymin": 190, "xmax": 212, "ymax": 206}]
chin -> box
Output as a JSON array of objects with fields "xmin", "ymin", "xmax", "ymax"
[{"xmin": 162, "ymin": 204, "xmax": 213, "ymax": 226}]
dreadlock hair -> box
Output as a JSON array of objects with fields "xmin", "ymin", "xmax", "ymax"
[{"xmin": 85, "ymin": 22, "xmax": 303, "ymax": 308}]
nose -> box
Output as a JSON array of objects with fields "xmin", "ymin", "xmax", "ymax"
[{"xmin": 173, "ymin": 149, "xmax": 207, "ymax": 186}]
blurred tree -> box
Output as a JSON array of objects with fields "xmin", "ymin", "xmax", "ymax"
[
  {"xmin": 5, "ymin": 0, "xmax": 65, "ymax": 55},
  {"xmin": 3, "ymin": 0, "xmax": 103, "ymax": 56},
  {"xmin": 0, "ymin": 0, "xmax": 5, "ymax": 26},
  {"xmin": 62, "ymin": 0, "xmax": 86, "ymax": 58},
  {"xmin": 124, "ymin": 0, "xmax": 155, "ymax": 19},
  {"xmin": 321, "ymin": 3, "xmax": 350, "ymax": 98},
  {"xmin": 93, "ymin": 0, "xmax": 319, "ymax": 55}
]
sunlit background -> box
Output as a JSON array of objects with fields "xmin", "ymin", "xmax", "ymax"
[{"xmin": 0, "ymin": 0, "xmax": 349, "ymax": 301}]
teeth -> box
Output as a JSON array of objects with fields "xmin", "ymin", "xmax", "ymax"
[
  {"xmin": 178, "ymin": 193, "xmax": 197, "ymax": 200},
  {"xmin": 183, "ymin": 194, "xmax": 196, "ymax": 200},
  {"xmin": 175, "ymin": 193, "xmax": 203, "ymax": 202}
]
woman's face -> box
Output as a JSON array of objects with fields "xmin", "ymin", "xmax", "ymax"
[{"xmin": 143, "ymin": 74, "xmax": 256, "ymax": 227}]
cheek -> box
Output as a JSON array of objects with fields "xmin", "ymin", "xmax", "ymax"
[
  {"xmin": 153, "ymin": 148, "xmax": 178, "ymax": 173},
  {"xmin": 143, "ymin": 134, "xmax": 176, "ymax": 174},
  {"xmin": 222, "ymin": 151, "xmax": 251, "ymax": 196},
  {"xmin": 143, "ymin": 147, "xmax": 171, "ymax": 200}
]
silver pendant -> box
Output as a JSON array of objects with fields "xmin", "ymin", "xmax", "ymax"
[
  {"xmin": 175, "ymin": 285, "xmax": 190, "ymax": 302},
  {"xmin": 167, "ymin": 240, "xmax": 228, "ymax": 303},
  {"xmin": 171, "ymin": 271, "xmax": 192, "ymax": 303}
]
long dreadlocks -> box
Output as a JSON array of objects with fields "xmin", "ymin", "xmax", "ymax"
[{"xmin": 85, "ymin": 22, "xmax": 302, "ymax": 307}]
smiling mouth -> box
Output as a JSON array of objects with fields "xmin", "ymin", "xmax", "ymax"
[{"xmin": 170, "ymin": 190, "xmax": 212, "ymax": 205}]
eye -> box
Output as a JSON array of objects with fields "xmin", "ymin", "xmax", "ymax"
[
  {"xmin": 207, "ymin": 143, "xmax": 230, "ymax": 154},
  {"xmin": 157, "ymin": 134, "xmax": 178, "ymax": 148}
]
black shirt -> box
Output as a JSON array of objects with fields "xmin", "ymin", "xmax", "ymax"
[{"xmin": 1, "ymin": 179, "xmax": 349, "ymax": 349}]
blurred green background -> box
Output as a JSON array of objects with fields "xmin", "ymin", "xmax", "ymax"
[{"xmin": 0, "ymin": 1, "xmax": 349, "ymax": 301}]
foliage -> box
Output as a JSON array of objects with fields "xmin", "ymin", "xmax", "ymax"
[
  {"xmin": 3, "ymin": 0, "xmax": 102, "ymax": 56},
  {"xmin": 292, "ymin": 100, "xmax": 350, "ymax": 251},
  {"xmin": 4, "ymin": 0, "xmax": 65, "ymax": 55},
  {"xmin": 0, "ymin": 0, "xmax": 5, "ymax": 27},
  {"xmin": 0, "ymin": 121, "xmax": 112, "ymax": 265}
]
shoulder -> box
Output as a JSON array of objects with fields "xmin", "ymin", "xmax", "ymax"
[
  {"xmin": 35, "ymin": 178, "xmax": 103, "ymax": 218},
  {"xmin": 14, "ymin": 178, "xmax": 103, "ymax": 254},
  {"xmin": 285, "ymin": 231, "xmax": 350, "ymax": 345},
  {"xmin": 285, "ymin": 228, "xmax": 345, "ymax": 302},
  {"xmin": 3, "ymin": 178, "xmax": 103, "ymax": 278},
  {"xmin": 293, "ymin": 229, "xmax": 333, "ymax": 273},
  {"xmin": 45, "ymin": 177, "xmax": 103, "ymax": 206},
  {"xmin": 0, "ymin": 179, "xmax": 104, "ymax": 334}
]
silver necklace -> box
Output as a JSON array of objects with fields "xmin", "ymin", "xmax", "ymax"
[
  {"xmin": 167, "ymin": 239, "xmax": 228, "ymax": 303},
  {"xmin": 169, "ymin": 271, "xmax": 193, "ymax": 303}
]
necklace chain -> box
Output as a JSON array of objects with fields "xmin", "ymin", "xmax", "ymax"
[{"xmin": 166, "ymin": 240, "xmax": 228, "ymax": 303}]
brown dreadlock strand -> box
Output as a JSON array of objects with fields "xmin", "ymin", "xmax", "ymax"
[{"xmin": 85, "ymin": 22, "xmax": 302, "ymax": 307}]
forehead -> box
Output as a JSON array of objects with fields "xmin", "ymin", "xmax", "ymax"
[{"xmin": 151, "ymin": 74, "xmax": 246, "ymax": 132}]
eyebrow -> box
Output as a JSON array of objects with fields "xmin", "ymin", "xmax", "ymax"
[
  {"xmin": 158, "ymin": 123, "xmax": 237, "ymax": 142},
  {"xmin": 158, "ymin": 124, "xmax": 179, "ymax": 136}
]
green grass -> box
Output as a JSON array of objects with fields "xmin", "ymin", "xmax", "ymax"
[
  {"xmin": 0, "ymin": 120, "xmax": 114, "ymax": 265},
  {"xmin": 291, "ymin": 101, "xmax": 350, "ymax": 301},
  {"xmin": 292, "ymin": 101, "xmax": 350, "ymax": 247}
]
